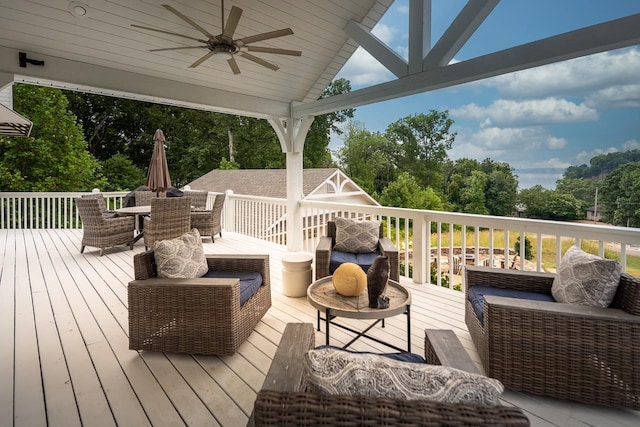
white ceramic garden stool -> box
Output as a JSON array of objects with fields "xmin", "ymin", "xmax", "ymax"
[{"xmin": 282, "ymin": 252, "xmax": 313, "ymax": 297}]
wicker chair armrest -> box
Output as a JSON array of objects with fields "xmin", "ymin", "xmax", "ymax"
[
  {"xmin": 254, "ymin": 391, "xmax": 530, "ymax": 426},
  {"xmin": 379, "ymin": 237, "xmax": 399, "ymax": 281},
  {"xmin": 103, "ymin": 215, "xmax": 135, "ymax": 234},
  {"xmin": 133, "ymin": 250, "xmax": 156, "ymax": 280},
  {"xmin": 379, "ymin": 236, "xmax": 397, "ymax": 254},
  {"xmin": 129, "ymin": 277, "xmax": 239, "ymax": 291},
  {"xmin": 465, "ymin": 265, "xmax": 555, "ymax": 295},
  {"xmin": 315, "ymin": 237, "xmax": 333, "ymax": 280},
  {"xmin": 484, "ymin": 295, "xmax": 640, "ymax": 324}
]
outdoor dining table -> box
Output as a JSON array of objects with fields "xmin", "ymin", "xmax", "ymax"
[{"xmin": 115, "ymin": 205, "xmax": 151, "ymax": 244}]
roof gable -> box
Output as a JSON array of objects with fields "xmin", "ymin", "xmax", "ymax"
[{"xmin": 188, "ymin": 168, "xmax": 339, "ymax": 198}]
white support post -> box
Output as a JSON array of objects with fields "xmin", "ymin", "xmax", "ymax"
[
  {"xmin": 412, "ymin": 215, "xmax": 429, "ymax": 283},
  {"xmin": 224, "ymin": 189, "xmax": 235, "ymax": 233},
  {"xmin": 268, "ymin": 114, "xmax": 314, "ymax": 252}
]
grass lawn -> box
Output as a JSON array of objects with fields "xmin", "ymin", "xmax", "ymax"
[{"xmin": 423, "ymin": 227, "xmax": 640, "ymax": 277}]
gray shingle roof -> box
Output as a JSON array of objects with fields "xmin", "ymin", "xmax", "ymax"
[{"xmin": 187, "ymin": 168, "xmax": 340, "ymax": 198}]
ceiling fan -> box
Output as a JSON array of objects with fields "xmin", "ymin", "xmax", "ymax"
[{"xmin": 131, "ymin": 1, "xmax": 301, "ymax": 74}]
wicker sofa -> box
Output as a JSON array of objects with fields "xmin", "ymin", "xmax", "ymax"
[
  {"xmin": 465, "ymin": 265, "xmax": 640, "ymax": 409},
  {"xmin": 250, "ymin": 323, "xmax": 529, "ymax": 426},
  {"xmin": 128, "ymin": 251, "xmax": 271, "ymax": 355}
]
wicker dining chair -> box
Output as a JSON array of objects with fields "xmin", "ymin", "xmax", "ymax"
[
  {"xmin": 128, "ymin": 251, "xmax": 271, "ymax": 355},
  {"xmin": 182, "ymin": 190, "xmax": 208, "ymax": 209},
  {"xmin": 81, "ymin": 193, "xmax": 118, "ymax": 218},
  {"xmin": 76, "ymin": 197, "xmax": 135, "ymax": 256},
  {"xmin": 134, "ymin": 190, "xmax": 166, "ymax": 206},
  {"xmin": 143, "ymin": 197, "xmax": 191, "ymax": 250},
  {"xmin": 190, "ymin": 194, "xmax": 224, "ymax": 242}
]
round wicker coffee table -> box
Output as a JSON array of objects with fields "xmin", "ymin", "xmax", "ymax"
[{"xmin": 307, "ymin": 276, "xmax": 412, "ymax": 352}]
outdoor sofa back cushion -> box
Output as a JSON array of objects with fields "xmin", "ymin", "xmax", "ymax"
[
  {"xmin": 333, "ymin": 217, "xmax": 380, "ymax": 253},
  {"xmin": 552, "ymin": 245, "xmax": 622, "ymax": 307},
  {"xmin": 304, "ymin": 347, "xmax": 504, "ymax": 404}
]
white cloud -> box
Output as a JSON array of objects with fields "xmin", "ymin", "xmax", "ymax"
[
  {"xmin": 338, "ymin": 48, "xmax": 394, "ymax": 86},
  {"xmin": 397, "ymin": 5, "xmax": 409, "ymax": 14},
  {"xmin": 485, "ymin": 48, "xmax": 640, "ymax": 100},
  {"xmin": 449, "ymin": 127, "xmax": 567, "ymax": 160},
  {"xmin": 371, "ymin": 24, "xmax": 397, "ymax": 44},
  {"xmin": 451, "ymin": 98, "xmax": 598, "ymax": 127},
  {"xmin": 622, "ymin": 139, "xmax": 640, "ymax": 151},
  {"xmin": 586, "ymin": 84, "xmax": 640, "ymax": 108}
]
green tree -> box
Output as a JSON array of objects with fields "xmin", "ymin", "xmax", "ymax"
[
  {"xmin": 337, "ymin": 122, "xmax": 396, "ymax": 194},
  {"xmin": 460, "ymin": 170, "xmax": 489, "ymax": 215},
  {"xmin": 514, "ymin": 236, "xmax": 533, "ymax": 261},
  {"xmin": 385, "ymin": 110, "xmax": 456, "ymax": 189},
  {"xmin": 518, "ymin": 186, "xmax": 581, "ymax": 220},
  {"xmin": 446, "ymin": 158, "xmax": 518, "ymax": 216},
  {"xmin": 303, "ymin": 78, "xmax": 354, "ymax": 168},
  {"xmin": 378, "ymin": 172, "xmax": 444, "ymax": 210},
  {"xmin": 0, "ymin": 84, "xmax": 106, "ymax": 191},
  {"xmin": 599, "ymin": 161, "xmax": 640, "ymax": 227},
  {"xmin": 100, "ymin": 154, "xmax": 146, "ymax": 191},
  {"xmin": 555, "ymin": 177, "xmax": 597, "ymax": 213}
]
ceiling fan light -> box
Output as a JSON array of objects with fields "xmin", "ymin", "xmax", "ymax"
[{"xmin": 220, "ymin": 51, "xmax": 234, "ymax": 60}]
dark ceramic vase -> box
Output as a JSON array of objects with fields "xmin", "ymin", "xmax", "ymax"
[{"xmin": 367, "ymin": 255, "xmax": 390, "ymax": 309}]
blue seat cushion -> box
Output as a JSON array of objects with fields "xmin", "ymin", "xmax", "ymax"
[
  {"xmin": 201, "ymin": 271, "xmax": 263, "ymax": 306},
  {"xmin": 468, "ymin": 285, "xmax": 555, "ymax": 325},
  {"xmin": 330, "ymin": 251, "xmax": 379, "ymax": 275},
  {"xmin": 315, "ymin": 345, "xmax": 426, "ymax": 364}
]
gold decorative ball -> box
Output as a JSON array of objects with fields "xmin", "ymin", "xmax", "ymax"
[{"xmin": 332, "ymin": 263, "xmax": 367, "ymax": 296}]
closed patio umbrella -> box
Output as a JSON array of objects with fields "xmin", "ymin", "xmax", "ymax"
[{"xmin": 147, "ymin": 129, "xmax": 172, "ymax": 196}]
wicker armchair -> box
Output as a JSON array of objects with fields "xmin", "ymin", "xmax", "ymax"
[
  {"xmin": 464, "ymin": 265, "xmax": 640, "ymax": 409},
  {"xmin": 190, "ymin": 194, "xmax": 224, "ymax": 242},
  {"xmin": 251, "ymin": 323, "xmax": 529, "ymax": 426},
  {"xmin": 315, "ymin": 220, "xmax": 399, "ymax": 281},
  {"xmin": 128, "ymin": 251, "xmax": 271, "ymax": 355},
  {"xmin": 143, "ymin": 197, "xmax": 191, "ymax": 250},
  {"xmin": 76, "ymin": 197, "xmax": 135, "ymax": 256}
]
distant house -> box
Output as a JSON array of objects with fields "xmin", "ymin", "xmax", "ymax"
[
  {"xmin": 187, "ymin": 168, "xmax": 379, "ymax": 242},
  {"xmin": 586, "ymin": 205, "xmax": 602, "ymax": 222}
]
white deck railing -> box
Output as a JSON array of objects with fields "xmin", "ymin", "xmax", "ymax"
[{"xmin": 3, "ymin": 191, "xmax": 640, "ymax": 287}]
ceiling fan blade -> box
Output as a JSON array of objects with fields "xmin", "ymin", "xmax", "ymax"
[
  {"xmin": 223, "ymin": 6, "xmax": 242, "ymax": 39},
  {"xmin": 237, "ymin": 28, "xmax": 294, "ymax": 45},
  {"xmin": 162, "ymin": 4, "xmax": 215, "ymax": 39},
  {"xmin": 228, "ymin": 57, "xmax": 241, "ymax": 74},
  {"xmin": 246, "ymin": 46, "xmax": 301, "ymax": 56},
  {"xmin": 149, "ymin": 46, "xmax": 206, "ymax": 52},
  {"xmin": 240, "ymin": 52, "xmax": 279, "ymax": 71},
  {"xmin": 189, "ymin": 51, "xmax": 216, "ymax": 68},
  {"xmin": 131, "ymin": 24, "xmax": 207, "ymax": 43}
]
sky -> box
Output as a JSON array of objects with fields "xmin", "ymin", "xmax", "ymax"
[{"xmin": 332, "ymin": 0, "xmax": 640, "ymax": 190}]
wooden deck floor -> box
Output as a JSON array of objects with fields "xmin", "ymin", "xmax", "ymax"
[{"xmin": 1, "ymin": 229, "xmax": 639, "ymax": 427}]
